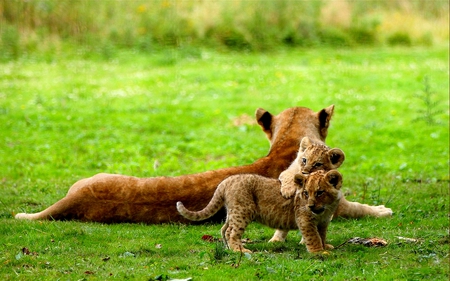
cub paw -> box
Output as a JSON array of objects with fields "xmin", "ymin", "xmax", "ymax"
[
  {"xmin": 280, "ymin": 186, "xmax": 296, "ymax": 199},
  {"xmin": 307, "ymin": 247, "xmax": 326, "ymax": 254},
  {"xmin": 324, "ymin": 244, "xmax": 334, "ymax": 250},
  {"xmin": 232, "ymin": 247, "xmax": 252, "ymax": 253}
]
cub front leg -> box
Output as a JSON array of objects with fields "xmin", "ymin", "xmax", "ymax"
[
  {"xmin": 318, "ymin": 223, "xmax": 333, "ymax": 250},
  {"xmin": 279, "ymin": 169, "xmax": 297, "ymax": 198},
  {"xmin": 298, "ymin": 220, "xmax": 324, "ymax": 253},
  {"xmin": 268, "ymin": 229, "xmax": 289, "ymax": 242}
]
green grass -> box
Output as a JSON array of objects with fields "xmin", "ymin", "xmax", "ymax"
[{"xmin": 0, "ymin": 46, "xmax": 449, "ymax": 280}]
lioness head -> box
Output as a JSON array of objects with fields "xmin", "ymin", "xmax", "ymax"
[
  {"xmin": 294, "ymin": 170, "xmax": 342, "ymax": 214},
  {"xmin": 298, "ymin": 137, "xmax": 345, "ymax": 175},
  {"xmin": 255, "ymin": 105, "xmax": 335, "ymax": 146}
]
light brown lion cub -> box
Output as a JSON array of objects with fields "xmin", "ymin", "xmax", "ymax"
[
  {"xmin": 177, "ymin": 170, "xmax": 343, "ymax": 253},
  {"xmin": 269, "ymin": 137, "xmax": 345, "ymax": 243},
  {"xmin": 279, "ymin": 136, "xmax": 345, "ymax": 199}
]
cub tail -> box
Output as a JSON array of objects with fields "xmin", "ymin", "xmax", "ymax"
[{"xmin": 177, "ymin": 185, "xmax": 226, "ymax": 221}]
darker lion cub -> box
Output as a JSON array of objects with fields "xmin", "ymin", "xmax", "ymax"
[{"xmin": 177, "ymin": 170, "xmax": 343, "ymax": 253}]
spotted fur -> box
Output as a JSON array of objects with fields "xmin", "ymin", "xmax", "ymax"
[
  {"xmin": 279, "ymin": 137, "xmax": 345, "ymax": 199},
  {"xmin": 177, "ymin": 170, "xmax": 343, "ymax": 253}
]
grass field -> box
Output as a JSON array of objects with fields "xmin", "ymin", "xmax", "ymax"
[{"xmin": 0, "ymin": 45, "xmax": 449, "ymax": 280}]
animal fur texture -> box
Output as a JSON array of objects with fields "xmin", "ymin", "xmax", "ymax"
[
  {"xmin": 15, "ymin": 105, "xmax": 391, "ymax": 226},
  {"xmin": 269, "ymin": 136, "xmax": 346, "ymax": 242},
  {"xmin": 177, "ymin": 170, "xmax": 343, "ymax": 253}
]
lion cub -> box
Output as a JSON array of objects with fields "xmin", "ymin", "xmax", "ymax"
[
  {"xmin": 279, "ymin": 137, "xmax": 345, "ymax": 199},
  {"xmin": 177, "ymin": 170, "xmax": 343, "ymax": 253}
]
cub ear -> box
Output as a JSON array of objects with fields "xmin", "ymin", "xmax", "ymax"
[
  {"xmin": 255, "ymin": 108, "xmax": 273, "ymax": 138},
  {"xmin": 327, "ymin": 148, "xmax": 345, "ymax": 169},
  {"xmin": 299, "ymin": 137, "xmax": 312, "ymax": 152},
  {"xmin": 294, "ymin": 173, "xmax": 307, "ymax": 189},
  {"xmin": 317, "ymin": 104, "xmax": 334, "ymax": 140},
  {"xmin": 325, "ymin": 170, "xmax": 343, "ymax": 190}
]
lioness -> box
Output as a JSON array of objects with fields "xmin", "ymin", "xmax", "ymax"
[
  {"xmin": 15, "ymin": 105, "xmax": 391, "ymax": 226},
  {"xmin": 177, "ymin": 170, "xmax": 343, "ymax": 253}
]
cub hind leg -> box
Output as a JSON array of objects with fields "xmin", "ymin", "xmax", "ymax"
[
  {"xmin": 220, "ymin": 220, "xmax": 230, "ymax": 249},
  {"xmin": 225, "ymin": 208, "xmax": 253, "ymax": 253}
]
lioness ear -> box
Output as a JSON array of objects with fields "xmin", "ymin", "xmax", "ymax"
[
  {"xmin": 327, "ymin": 148, "xmax": 345, "ymax": 169},
  {"xmin": 294, "ymin": 173, "xmax": 306, "ymax": 189},
  {"xmin": 317, "ymin": 104, "xmax": 334, "ymax": 140},
  {"xmin": 256, "ymin": 108, "xmax": 273, "ymax": 139},
  {"xmin": 299, "ymin": 137, "xmax": 312, "ymax": 152},
  {"xmin": 325, "ymin": 170, "xmax": 342, "ymax": 190}
]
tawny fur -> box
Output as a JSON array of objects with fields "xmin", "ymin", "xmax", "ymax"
[
  {"xmin": 278, "ymin": 136, "xmax": 393, "ymax": 220},
  {"xmin": 270, "ymin": 136, "xmax": 392, "ymax": 243},
  {"xmin": 279, "ymin": 137, "xmax": 345, "ymax": 200},
  {"xmin": 15, "ymin": 105, "xmax": 392, "ymax": 225},
  {"xmin": 270, "ymin": 137, "xmax": 345, "ymax": 242},
  {"xmin": 177, "ymin": 170, "xmax": 343, "ymax": 253}
]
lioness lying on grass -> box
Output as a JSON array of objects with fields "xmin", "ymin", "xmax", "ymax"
[{"xmin": 15, "ymin": 105, "xmax": 392, "ymax": 234}]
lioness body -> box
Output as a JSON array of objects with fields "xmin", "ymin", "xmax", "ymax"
[
  {"xmin": 177, "ymin": 170, "xmax": 343, "ymax": 253},
  {"xmin": 15, "ymin": 105, "xmax": 391, "ymax": 224}
]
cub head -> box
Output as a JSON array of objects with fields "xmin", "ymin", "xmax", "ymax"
[
  {"xmin": 294, "ymin": 170, "xmax": 342, "ymax": 215},
  {"xmin": 298, "ymin": 137, "xmax": 345, "ymax": 175}
]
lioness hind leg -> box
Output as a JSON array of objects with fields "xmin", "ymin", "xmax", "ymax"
[
  {"xmin": 15, "ymin": 195, "xmax": 76, "ymax": 221},
  {"xmin": 334, "ymin": 198, "xmax": 393, "ymax": 218}
]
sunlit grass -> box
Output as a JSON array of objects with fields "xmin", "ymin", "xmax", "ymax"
[{"xmin": 0, "ymin": 46, "xmax": 448, "ymax": 280}]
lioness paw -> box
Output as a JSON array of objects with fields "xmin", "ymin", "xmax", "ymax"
[
  {"xmin": 374, "ymin": 205, "xmax": 393, "ymax": 217},
  {"xmin": 15, "ymin": 213, "xmax": 29, "ymax": 220}
]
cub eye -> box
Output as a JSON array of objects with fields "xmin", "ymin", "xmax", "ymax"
[
  {"xmin": 316, "ymin": 190, "xmax": 324, "ymax": 197},
  {"xmin": 302, "ymin": 158, "xmax": 307, "ymax": 165},
  {"xmin": 313, "ymin": 163, "xmax": 323, "ymax": 168},
  {"xmin": 303, "ymin": 190, "xmax": 309, "ymax": 198}
]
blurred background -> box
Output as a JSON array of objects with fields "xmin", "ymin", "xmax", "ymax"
[{"xmin": 0, "ymin": 0, "xmax": 448, "ymax": 60}]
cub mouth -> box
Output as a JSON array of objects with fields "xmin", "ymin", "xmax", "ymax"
[{"xmin": 310, "ymin": 207, "xmax": 325, "ymax": 214}]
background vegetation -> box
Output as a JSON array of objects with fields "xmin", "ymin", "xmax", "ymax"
[
  {"xmin": 0, "ymin": 0, "xmax": 449, "ymax": 60},
  {"xmin": 0, "ymin": 0, "xmax": 449, "ymax": 280}
]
